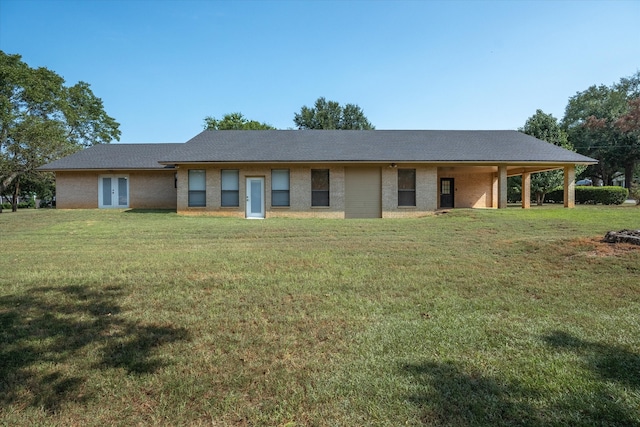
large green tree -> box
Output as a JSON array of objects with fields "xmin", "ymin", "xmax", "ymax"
[
  {"xmin": 614, "ymin": 96, "xmax": 640, "ymax": 189},
  {"xmin": 562, "ymin": 72, "xmax": 640, "ymax": 187},
  {"xmin": 293, "ymin": 97, "xmax": 374, "ymax": 130},
  {"xmin": 517, "ymin": 109, "xmax": 577, "ymax": 205},
  {"xmin": 203, "ymin": 112, "xmax": 275, "ymax": 130},
  {"xmin": 0, "ymin": 51, "xmax": 120, "ymax": 212}
]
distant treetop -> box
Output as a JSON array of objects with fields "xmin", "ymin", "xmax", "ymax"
[
  {"xmin": 204, "ymin": 112, "xmax": 275, "ymax": 130},
  {"xmin": 294, "ymin": 97, "xmax": 374, "ymax": 130}
]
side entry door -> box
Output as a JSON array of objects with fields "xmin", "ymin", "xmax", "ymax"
[
  {"xmin": 440, "ymin": 178, "xmax": 454, "ymax": 208},
  {"xmin": 246, "ymin": 177, "xmax": 265, "ymax": 218}
]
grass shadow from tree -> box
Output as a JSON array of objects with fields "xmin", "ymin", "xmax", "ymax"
[
  {"xmin": 544, "ymin": 330, "xmax": 640, "ymax": 390},
  {"xmin": 0, "ymin": 285, "xmax": 189, "ymax": 414},
  {"xmin": 402, "ymin": 361, "xmax": 543, "ymax": 426},
  {"xmin": 402, "ymin": 331, "xmax": 640, "ymax": 427}
]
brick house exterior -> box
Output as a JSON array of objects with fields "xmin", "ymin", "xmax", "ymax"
[{"xmin": 39, "ymin": 130, "xmax": 595, "ymax": 218}]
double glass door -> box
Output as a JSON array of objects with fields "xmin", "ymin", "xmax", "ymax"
[{"xmin": 99, "ymin": 175, "xmax": 129, "ymax": 208}]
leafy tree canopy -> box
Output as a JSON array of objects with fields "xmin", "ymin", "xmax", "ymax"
[
  {"xmin": 0, "ymin": 51, "xmax": 120, "ymax": 211},
  {"xmin": 293, "ymin": 97, "xmax": 374, "ymax": 130},
  {"xmin": 562, "ymin": 71, "xmax": 640, "ymax": 187},
  {"xmin": 203, "ymin": 112, "xmax": 275, "ymax": 130},
  {"xmin": 522, "ymin": 109, "xmax": 571, "ymax": 149},
  {"xmin": 518, "ymin": 110, "xmax": 579, "ymax": 205}
]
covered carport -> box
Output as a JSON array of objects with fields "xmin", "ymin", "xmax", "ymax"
[{"xmin": 496, "ymin": 163, "xmax": 591, "ymax": 209}]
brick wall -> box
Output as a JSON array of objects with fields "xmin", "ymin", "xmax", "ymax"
[
  {"xmin": 438, "ymin": 168, "xmax": 495, "ymax": 208},
  {"xmin": 129, "ymin": 171, "xmax": 177, "ymax": 209},
  {"xmin": 56, "ymin": 171, "xmax": 98, "ymax": 209},
  {"xmin": 176, "ymin": 164, "xmax": 498, "ymax": 217},
  {"xmin": 57, "ymin": 165, "xmax": 498, "ymax": 214},
  {"xmin": 177, "ymin": 164, "xmax": 346, "ymax": 218},
  {"xmin": 56, "ymin": 170, "xmax": 177, "ymax": 209},
  {"xmin": 382, "ymin": 165, "xmax": 438, "ymax": 218}
]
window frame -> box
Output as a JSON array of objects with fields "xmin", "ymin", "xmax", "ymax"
[
  {"xmin": 397, "ymin": 168, "xmax": 416, "ymax": 207},
  {"xmin": 311, "ymin": 169, "xmax": 330, "ymax": 207},
  {"xmin": 271, "ymin": 169, "xmax": 290, "ymax": 207},
  {"xmin": 188, "ymin": 169, "xmax": 206, "ymax": 207},
  {"xmin": 221, "ymin": 169, "xmax": 240, "ymax": 207}
]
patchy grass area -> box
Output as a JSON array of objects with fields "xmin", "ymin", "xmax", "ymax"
[{"xmin": 1, "ymin": 206, "xmax": 639, "ymax": 426}]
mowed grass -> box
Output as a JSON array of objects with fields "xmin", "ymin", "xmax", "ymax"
[{"xmin": 1, "ymin": 206, "xmax": 639, "ymax": 426}]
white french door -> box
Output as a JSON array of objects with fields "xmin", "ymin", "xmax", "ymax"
[
  {"xmin": 245, "ymin": 177, "xmax": 265, "ymax": 219},
  {"xmin": 99, "ymin": 175, "xmax": 129, "ymax": 208}
]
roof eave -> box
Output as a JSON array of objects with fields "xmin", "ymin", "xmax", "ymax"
[
  {"xmin": 37, "ymin": 166, "xmax": 176, "ymax": 172},
  {"xmin": 159, "ymin": 160, "xmax": 597, "ymax": 165}
]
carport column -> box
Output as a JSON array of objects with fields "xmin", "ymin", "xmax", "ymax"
[
  {"xmin": 491, "ymin": 174, "xmax": 498, "ymax": 208},
  {"xmin": 498, "ymin": 166, "xmax": 508, "ymax": 209},
  {"xmin": 521, "ymin": 172, "xmax": 531, "ymax": 209},
  {"xmin": 564, "ymin": 165, "xmax": 576, "ymax": 208}
]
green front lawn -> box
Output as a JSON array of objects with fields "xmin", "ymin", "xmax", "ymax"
[{"xmin": 1, "ymin": 206, "xmax": 639, "ymax": 426}]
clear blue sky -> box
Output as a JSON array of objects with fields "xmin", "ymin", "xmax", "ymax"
[{"xmin": 1, "ymin": 0, "xmax": 638, "ymax": 143}]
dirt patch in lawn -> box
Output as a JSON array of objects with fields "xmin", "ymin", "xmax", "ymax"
[{"xmin": 570, "ymin": 237, "xmax": 640, "ymax": 258}]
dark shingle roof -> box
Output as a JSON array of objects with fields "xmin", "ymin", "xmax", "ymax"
[
  {"xmin": 38, "ymin": 143, "xmax": 182, "ymax": 171},
  {"xmin": 39, "ymin": 131, "xmax": 597, "ymax": 171},
  {"xmin": 158, "ymin": 130, "xmax": 596, "ymax": 164}
]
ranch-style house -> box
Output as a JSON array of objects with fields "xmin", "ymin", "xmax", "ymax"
[{"xmin": 39, "ymin": 130, "xmax": 596, "ymax": 219}]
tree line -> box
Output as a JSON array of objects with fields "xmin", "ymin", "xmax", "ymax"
[
  {"xmin": 518, "ymin": 71, "xmax": 639, "ymax": 204},
  {"xmin": 203, "ymin": 97, "xmax": 374, "ymax": 131}
]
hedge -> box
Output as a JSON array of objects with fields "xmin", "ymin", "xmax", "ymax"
[
  {"xmin": 545, "ymin": 186, "xmax": 629, "ymax": 205},
  {"xmin": 1, "ymin": 200, "xmax": 36, "ymax": 209},
  {"xmin": 545, "ymin": 188, "xmax": 563, "ymax": 203}
]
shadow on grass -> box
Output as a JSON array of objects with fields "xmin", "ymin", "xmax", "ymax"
[
  {"xmin": 544, "ymin": 330, "xmax": 640, "ymax": 389},
  {"xmin": 403, "ymin": 333, "xmax": 640, "ymax": 426},
  {"xmin": 0, "ymin": 285, "xmax": 189, "ymax": 413},
  {"xmin": 403, "ymin": 361, "xmax": 543, "ymax": 426}
]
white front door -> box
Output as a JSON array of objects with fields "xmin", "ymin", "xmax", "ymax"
[
  {"xmin": 245, "ymin": 177, "xmax": 265, "ymax": 218},
  {"xmin": 99, "ymin": 175, "xmax": 129, "ymax": 208}
]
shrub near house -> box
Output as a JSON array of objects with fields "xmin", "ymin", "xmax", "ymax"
[
  {"xmin": 546, "ymin": 186, "xmax": 629, "ymax": 205},
  {"xmin": 1, "ymin": 200, "xmax": 35, "ymax": 210}
]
